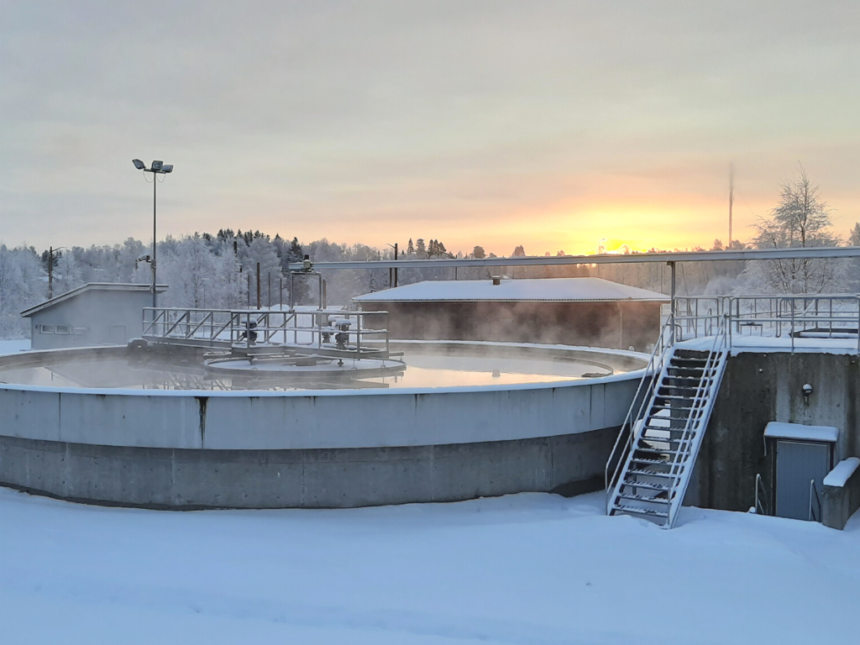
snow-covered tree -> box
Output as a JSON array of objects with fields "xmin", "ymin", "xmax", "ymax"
[
  {"xmin": 737, "ymin": 170, "xmax": 846, "ymax": 294},
  {"xmin": 0, "ymin": 245, "xmax": 45, "ymax": 337}
]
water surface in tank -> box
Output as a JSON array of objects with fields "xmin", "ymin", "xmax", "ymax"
[{"xmin": 0, "ymin": 345, "xmax": 644, "ymax": 392}]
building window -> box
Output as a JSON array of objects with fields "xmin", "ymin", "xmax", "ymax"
[
  {"xmin": 73, "ymin": 327, "xmax": 88, "ymax": 335},
  {"xmin": 56, "ymin": 325, "xmax": 71, "ymax": 335},
  {"xmin": 40, "ymin": 325, "xmax": 55, "ymax": 334}
]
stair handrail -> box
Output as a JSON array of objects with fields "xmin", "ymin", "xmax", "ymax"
[
  {"xmin": 604, "ymin": 319, "xmax": 675, "ymax": 514},
  {"xmin": 665, "ymin": 312, "xmax": 730, "ymax": 528},
  {"xmin": 754, "ymin": 473, "xmax": 769, "ymax": 516}
]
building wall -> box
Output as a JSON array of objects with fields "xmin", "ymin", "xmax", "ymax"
[
  {"xmin": 360, "ymin": 301, "xmax": 662, "ymax": 351},
  {"xmin": 689, "ymin": 352, "xmax": 859, "ymax": 513},
  {"xmin": 29, "ymin": 290, "xmax": 152, "ymax": 350}
]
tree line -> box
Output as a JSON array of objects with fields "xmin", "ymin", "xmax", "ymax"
[{"xmin": 0, "ymin": 170, "xmax": 857, "ymax": 338}]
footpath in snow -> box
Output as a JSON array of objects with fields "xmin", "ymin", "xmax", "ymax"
[{"xmin": 1, "ymin": 488, "xmax": 860, "ymax": 645}]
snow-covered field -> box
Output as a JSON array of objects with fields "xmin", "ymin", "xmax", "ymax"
[
  {"xmin": 1, "ymin": 488, "xmax": 859, "ymax": 645},
  {"xmin": 2, "ymin": 336, "xmax": 859, "ymax": 643}
]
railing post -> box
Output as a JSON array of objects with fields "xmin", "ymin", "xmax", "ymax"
[
  {"xmin": 790, "ymin": 302, "xmax": 795, "ymax": 353},
  {"xmin": 668, "ymin": 261, "xmax": 676, "ymax": 346}
]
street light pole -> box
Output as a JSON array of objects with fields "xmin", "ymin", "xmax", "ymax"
[
  {"xmin": 152, "ymin": 170, "xmax": 157, "ymax": 308},
  {"xmin": 132, "ymin": 159, "xmax": 173, "ymax": 308}
]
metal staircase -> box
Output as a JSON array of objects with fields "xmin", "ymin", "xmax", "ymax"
[{"xmin": 605, "ymin": 316, "xmax": 729, "ymax": 528}]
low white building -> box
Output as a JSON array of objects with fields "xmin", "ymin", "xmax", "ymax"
[{"xmin": 21, "ymin": 283, "xmax": 167, "ymax": 350}]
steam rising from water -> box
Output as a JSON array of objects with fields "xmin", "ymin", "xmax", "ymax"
[{"xmin": 0, "ymin": 345, "xmax": 642, "ymax": 392}]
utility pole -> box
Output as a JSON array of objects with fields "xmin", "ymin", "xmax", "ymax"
[
  {"xmin": 48, "ymin": 246, "xmax": 54, "ymax": 300},
  {"xmin": 47, "ymin": 246, "xmax": 66, "ymax": 300}
]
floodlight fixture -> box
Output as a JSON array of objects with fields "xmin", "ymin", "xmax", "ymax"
[{"xmin": 131, "ymin": 156, "xmax": 174, "ymax": 307}]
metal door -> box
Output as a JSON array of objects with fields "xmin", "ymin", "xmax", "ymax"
[
  {"xmin": 775, "ymin": 440, "xmax": 831, "ymax": 520},
  {"xmin": 110, "ymin": 325, "xmax": 127, "ymax": 345}
]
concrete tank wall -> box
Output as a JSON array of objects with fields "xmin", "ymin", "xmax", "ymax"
[
  {"xmin": 0, "ymin": 429, "xmax": 617, "ymax": 509},
  {"xmin": 0, "ymin": 377, "xmax": 638, "ymax": 450},
  {"xmin": 0, "ymin": 345, "xmax": 645, "ymax": 509}
]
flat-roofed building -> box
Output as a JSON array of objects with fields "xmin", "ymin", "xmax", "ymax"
[
  {"xmin": 21, "ymin": 283, "xmax": 167, "ymax": 350},
  {"xmin": 353, "ymin": 277, "xmax": 668, "ymax": 350}
]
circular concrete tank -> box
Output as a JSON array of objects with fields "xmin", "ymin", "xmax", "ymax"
[{"xmin": 0, "ymin": 341, "xmax": 647, "ymax": 509}]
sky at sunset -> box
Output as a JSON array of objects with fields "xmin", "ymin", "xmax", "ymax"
[{"xmin": 2, "ymin": 1, "xmax": 859, "ymax": 256}]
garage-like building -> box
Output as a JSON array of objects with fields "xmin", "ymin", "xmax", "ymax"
[{"xmin": 353, "ymin": 277, "xmax": 668, "ymax": 351}]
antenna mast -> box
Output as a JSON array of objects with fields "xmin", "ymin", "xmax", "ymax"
[{"xmin": 728, "ymin": 162, "xmax": 734, "ymax": 249}]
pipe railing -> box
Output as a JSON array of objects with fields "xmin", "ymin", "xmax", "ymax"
[
  {"xmin": 142, "ymin": 307, "xmax": 391, "ymax": 357},
  {"xmin": 668, "ymin": 295, "xmax": 860, "ymax": 353},
  {"xmin": 754, "ymin": 473, "xmax": 770, "ymax": 516},
  {"xmin": 808, "ymin": 479, "xmax": 822, "ymax": 523}
]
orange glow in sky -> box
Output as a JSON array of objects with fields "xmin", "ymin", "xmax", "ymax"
[{"xmin": 3, "ymin": 3, "xmax": 859, "ymax": 254}]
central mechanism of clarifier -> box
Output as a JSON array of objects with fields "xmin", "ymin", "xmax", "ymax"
[{"xmin": 139, "ymin": 267, "xmax": 406, "ymax": 382}]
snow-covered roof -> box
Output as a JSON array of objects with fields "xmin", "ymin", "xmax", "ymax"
[
  {"xmin": 764, "ymin": 422, "xmax": 839, "ymax": 443},
  {"xmin": 21, "ymin": 283, "xmax": 168, "ymax": 317},
  {"xmin": 353, "ymin": 278, "xmax": 668, "ymax": 303},
  {"xmin": 823, "ymin": 458, "xmax": 860, "ymax": 488}
]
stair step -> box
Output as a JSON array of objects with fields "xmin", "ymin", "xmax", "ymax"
[
  {"xmin": 635, "ymin": 447, "xmax": 686, "ymax": 457},
  {"xmin": 617, "ymin": 492, "xmax": 670, "ymax": 504},
  {"xmin": 620, "ymin": 479, "xmax": 671, "ymax": 492},
  {"xmin": 630, "ymin": 455, "xmax": 671, "ymax": 465},
  {"xmin": 627, "ymin": 467, "xmax": 680, "ymax": 478},
  {"xmin": 659, "ymin": 381, "xmax": 706, "ymax": 388},
  {"xmin": 673, "ymin": 349, "xmax": 712, "ymax": 357},
  {"xmin": 644, "ymin": 414, "xmax": 704, "ymax": 423},
  {"xmin": 642, "ymin": 424, "xmax": 699, "ymax": 434},
  {"xmin": 614, "ymin": 503, "xmax": 669, "ymax": 519}
]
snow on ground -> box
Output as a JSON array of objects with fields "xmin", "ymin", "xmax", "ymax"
[
  {"xmin": 2, "ymin": 489, "xmax": 860, "ymax": 645},
  {"xmin": 0, "ymin": 338, "xmax": 30, "ymax": 355}
]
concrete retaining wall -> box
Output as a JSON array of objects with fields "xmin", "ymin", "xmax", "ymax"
[{"xmin": 690, "ymin": 352, "xmax": 860, "ymax": 514}]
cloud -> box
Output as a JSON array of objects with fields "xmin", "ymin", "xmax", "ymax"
[{"xmin": 1, "ymin": 1, "xmax": 859, "ymax": 254}]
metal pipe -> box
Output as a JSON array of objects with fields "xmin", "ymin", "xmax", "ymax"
[{"xmin": 287, "ymin": 246, "xmax": 860, "ymax": 272}]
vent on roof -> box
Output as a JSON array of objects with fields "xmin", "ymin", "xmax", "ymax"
[{"xmin": 491, "ymin": 276, "xmax": 501, "ymax": 286}]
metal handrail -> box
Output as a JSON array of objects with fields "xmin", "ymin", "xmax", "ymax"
[
  {"xmin": 669, "ymin": 295, "xmax": 860, "ymax": 354},
  {"xmin": 141, "ymin": 307, "xmax": 392, "ymax": 357},
  {"xmin": 754, "ymin": 473, "xmax": 769, "ymax": 516},
  {"xmin": 604, "ymin": 320, "xmax": 674, "ymax": 514},
  {"xmin": 664, "ymin": 313, "xmax": 729, "ymax": 528},
  {"xmin": 808, "ymin": 479, "xmax": 822, "ymax": 522}
]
